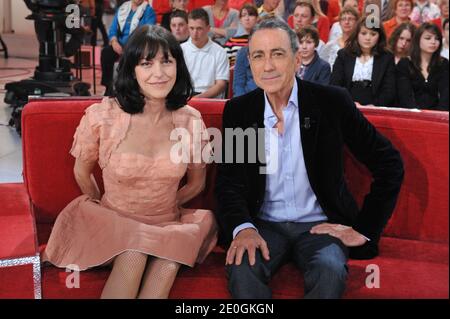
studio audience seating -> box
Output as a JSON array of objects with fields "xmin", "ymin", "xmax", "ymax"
[{"xmin": 0, "ymin": 97, "xmax": 448, "ymax": 298}]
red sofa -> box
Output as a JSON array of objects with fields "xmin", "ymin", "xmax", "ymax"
[{"xmin": 0, "ymin": 97, "xmax": 448, "ymax": 299}]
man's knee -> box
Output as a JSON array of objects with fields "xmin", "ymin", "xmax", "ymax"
[
  {"xmin": 226, "ymin": 252, "xmax": 272, "ymax": 298},
  {"xmin": 226, "ymin": 253, "xmax": 270, "ymax": 282},
  {"xmin": 307, "ymin": 243, "xmax": 348, "ymax": 281}
]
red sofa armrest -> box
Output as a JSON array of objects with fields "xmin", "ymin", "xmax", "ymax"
[{"xmin": 0, "ymin": 183, "xmax": 41, "ymax": 298}]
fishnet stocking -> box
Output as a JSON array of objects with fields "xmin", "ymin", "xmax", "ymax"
[
  {"xmin": 101, "ymin": 251, "xmax": 148, "ymax": 299},
  {"xmin": 137, "ymin": 257, "xmax": 181, "ymax": 299}
]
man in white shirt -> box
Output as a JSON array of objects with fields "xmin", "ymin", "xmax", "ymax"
[{"xmin": 181, "ymin": 8, "xmax": 229, "ymax": 99}]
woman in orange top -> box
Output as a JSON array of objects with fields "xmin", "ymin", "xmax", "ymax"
[{"xmin": 383, "ymin": 0, "xmax": 415, "ymax": 39}]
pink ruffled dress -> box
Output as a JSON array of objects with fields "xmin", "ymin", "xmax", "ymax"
[{"xmin": 42, "ymin": 98, "xmax": 218, "ymax": 270}]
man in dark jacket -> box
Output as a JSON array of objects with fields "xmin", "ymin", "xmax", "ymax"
[{"xmin": 215, "ymin": 18, "xmax": 404, "ymax": 299}]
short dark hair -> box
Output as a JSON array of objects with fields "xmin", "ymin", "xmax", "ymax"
[
  {"xmin": 294, "ymin": 0, "xmax": 316, "ymax": 17},
  {"xmin": 296, "ymin": 25, "xmax": 320, "ymax": 47},
  {"xmin": 443, "ymin": 18, "xmax": 449, "ymax": 30},
  {"xmin": 345, "ymin": 15, "xmax": 387, "ymax": 57},
  {"xmin": 170, "ymin": 9, "xmax": 188, "ymax": 24},
  {"xmin": 240, "ymin": 3, "xmax": 258, "ymax": 18},
  {"xmin": 188, "ymin": 8, "xmax": 210, "ymax": 26},
  {"xmin": 114, "ymin": 25, "xmax": 193, "ymax": 114}
]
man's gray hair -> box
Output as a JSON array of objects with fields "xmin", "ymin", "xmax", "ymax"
[{"xmin": 249, "ymin": 17, "xmax": 300, "ymax": 54}]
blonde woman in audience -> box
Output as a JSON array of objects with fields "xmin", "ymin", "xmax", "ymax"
[
  {"xmin": 321, "ymin": 6, "xmax": 360, "ymax": 69},
  {"xmin": 387, "ymin": 22, "xmax": 416, "ymax": 63}
]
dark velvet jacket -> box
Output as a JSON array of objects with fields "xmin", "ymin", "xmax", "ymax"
[{"xmin": 214, "ymin": 78, "xmax": 404, "ymax": 259}]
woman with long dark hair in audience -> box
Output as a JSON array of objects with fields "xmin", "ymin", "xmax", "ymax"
[
  {"xmin": 331, "ymin": 15, "xmax": 396, "ymax": 107},
  {"xmin": 396, "ymin": 23, "xmax": 449, "ymax": 110},
  {"xmin": 388, "ymin": 22, "xmax": 416, "ymax": 64}
]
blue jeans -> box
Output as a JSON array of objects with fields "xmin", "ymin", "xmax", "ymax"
[{"xmin": 226, "ymin": 219, "xmax": 349, "ymax": 299}]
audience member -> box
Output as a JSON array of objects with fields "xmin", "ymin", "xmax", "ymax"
[
  {"xmin": 321, "ymin": 6, "xmax": 359, "ymax": 69},
  {"xmin": 257, "ymin": 0, "xmax": 282, "ymax": 18},
  {"xmin": 101, "ymin": 0, "xmax": 156, "ymax": 96},
  {"xmin": 223, "ymin": 3, "xmax": 258, "ymax": 65},
  {"xmin": 331, "ymin": 15, "xmax": 396, "ymax": 107},
  {"xmin": 170, "ymin": 9, "xmax": 191, "ymax": 43},
  {"xmin": 388, "ymin": 22, "xmax": 416, "ymax": 63},
  {"xmin": 383, "ymin": 0, "xmax": 415, "ymax": 39},
  {"xmin": 161, "ymin": 0, "xmax": 190, "ymax": 31},
  {"xmin": 396, "ymin": 23, "xmax": 449, "ymax": 110},
  {"xmin": 328, "ymin": 0, "xmax": 359, "ymax": 42},
  {"xmin": 296, "ymin": 26, "xmax": 331, "ymax": 85},
  {"xmin": 203, "ymin": 0, "xmax": 240, "ymax": 45},
  {"xmin": 411, "ymin": 0, "xmax": 441, "ymax": 24},
  {"xmin": 232, "ymin": 46, "xmax": 257, "ymax": 96},
  {"xmin": 291, "ymin": 1, "xmax": 325, "ymax": 52},
  {"xmin": 181, "ymin": 8, "xmax": 229, "ymax": 98},
  {"xmin": 431, "ymin": 0, "xmax": 449, "ymax": 31}
]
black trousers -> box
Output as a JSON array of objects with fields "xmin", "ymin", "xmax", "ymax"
[
  {"xmin": 101, "ymin": 45, "xmax": 120, "ymax": 95},
  {"xmin": 226, "ymin": 219, "xmax": 349, "ymax": 299},
  {"xmin": 91, "ymin": 5, "xmax": 108, "ymax": 46}
]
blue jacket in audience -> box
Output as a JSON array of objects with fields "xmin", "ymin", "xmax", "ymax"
[
  {"xmin": 233, "ymin": 47, "xmax": 258, "ymax": 97},
  {"xmin": 109, "ymin": 2, "xmax": 156, "ymax": 46},
  {"xmin": 299, "ymin": 51, "xmax": 331, "ymax": 86}
]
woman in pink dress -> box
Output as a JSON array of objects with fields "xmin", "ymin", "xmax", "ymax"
[{"xmin": 42, "ymin": 25, "xmax": 218, "ymax": 299}]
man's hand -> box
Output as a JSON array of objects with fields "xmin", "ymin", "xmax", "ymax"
[
  {"xmin": 226, "ymin": 228, "xmax": 270, "ymax": 266},
  {"xmin": 310, "ymin": 223, "xmax": 367, "ymax": 247}
]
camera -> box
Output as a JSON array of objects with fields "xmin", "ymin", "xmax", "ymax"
[{"xmin": 5, "ymin": 0, "xmax": 91, "ymax": 134}]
